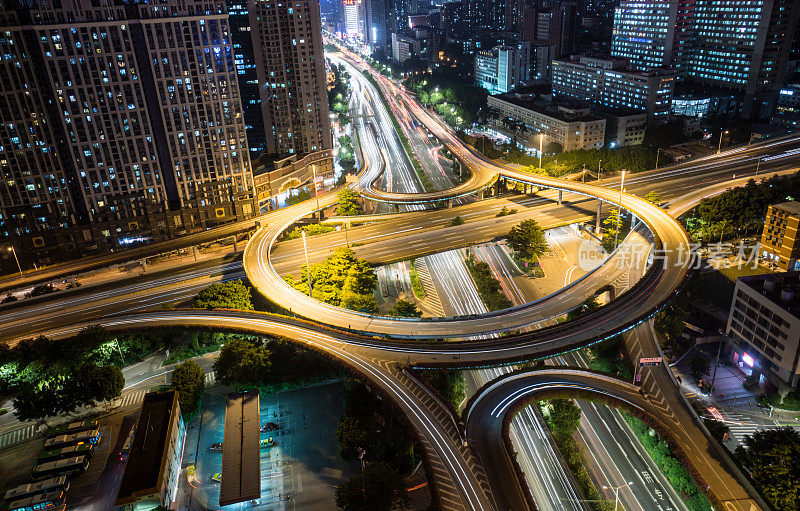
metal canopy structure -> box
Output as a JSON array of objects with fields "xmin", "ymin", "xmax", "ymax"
[{"xmin": 219, "ymin": 389, "xmax": 261, "ymax": 506}]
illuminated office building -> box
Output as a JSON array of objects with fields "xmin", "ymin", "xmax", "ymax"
[
  {"xmin": 552, "ymin": 56, "xmax": 674, "ymax": 124},
  {"xmin": 249, "ymin": 0, "xmax": 333, "ymax": 156},
  {"xmin": 611, "ymin": 0, "xmax": 678, "ymax": 71},
  {"xmin": 475, "ymin": 43, "xmax": 531, "ymax": 95},
  {"xmin": 343, "ymin": 0, "xmax": 359, "ymax": 38},
  {"xmin": 685, "ymin": 0, "xmax": 799, "ymax": 119},
  {"xmin": 227, "ymin": 0, "xmax": 265, "ymax": 156},
  {"xmin": 0, "ymin": 0, "xmax": 255, "ymax": 255}
]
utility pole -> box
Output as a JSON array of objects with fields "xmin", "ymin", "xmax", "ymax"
[
  {"xmin": 709, "ymin": 340, "xmax": 723, "ymax": 394},
  {"xmin": 6, "ymin": 246, "xmax": 21, "ymax": 276},
  {"xmin": 598, "ymin": 160, "xmax": 602, "ymax": 181},
  {"xmin": 614, "ymin": 170, "xmax": 626, "ymax": 250},
  {"xmin": 539, "ymin": 133, "xmax": 544, "ymax": 171},
  {"xmin": 717, "ymin": 129, "xmax": 729, "ymax": 154},
  {"xmin": 302, "ymin": 231, "xmax": 313, "ymax": 297}
]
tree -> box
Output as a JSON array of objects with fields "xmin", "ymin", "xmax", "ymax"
[
  {"xmin": 507, "ymin": 219, "xmax": 548, "ymax": 259},
  {"xmin": 704, "ymin": 419, "xmax": 729, "ymax": 443},
  {"xmin": 75, "ymin": 363, "xmax": 124, "ymax": 404},
  {"xmin": 645, "ymin": 191, "xmax": 660, "ymax": 204},
  {"xmin": 335, "ymin": 415, "xmax": 376, "ymax": 460},
  {"xmin": 337, "ymin": 188, "xmax": 364, "ymax": 216},
  {"xmin": 286, "ymin": 248, "xmax": 377, "ymax": 312},
  {"xmin": 544, "ymin": 141, "xmax": 563, "ymax": 155},
  {"xmin": 735, "ymin": 427, "xmax": 800, "ymax": 510},
  {"xmin": 451, "ymin": 216, "xmax": 464, "ymax": 226},
  {"xmin": 335, "ymin": 462, "xmax": 409, "ymax": 511},
  {"xmin": 547, "ymin": 399, "xmax": 582, "ymax": 438},
  {"xmin": 390, "ymin": 300, "xmax": 422, "ymax": 318},
  {"xmin": 601, "ymin": 209, "xmax": 631, "ymax": 252},
  {"xmin": 213, "ymin": 337, "xmax": 271, "ymax": 387},
  {"xmin": 192, "ymin": 280, "xmax": 253, "ymax": 310},
  {"xmin": 171, "ymin": 360, "xmax": 206, "ymax": 417}
]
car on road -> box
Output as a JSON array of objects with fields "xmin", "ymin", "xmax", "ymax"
[
  {"xmin": 211, "ymin": 473, "xmax": 221, "ymax": 483},
  {"xmin": 209, "ymin": 442, "xmax": 223, "ymax": 452},
  {"xmin": 260, "ymin": 422, "xmax": 279, "ymax": 432},
  {"xmin": 260, "ymin": 438, "xmax": 275, "ymax": 449}
]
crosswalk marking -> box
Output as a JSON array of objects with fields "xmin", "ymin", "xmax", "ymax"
[
  {"xmin": 0, "ymin": 424, "xmax": 34, "ymax": 450},
  {"xmin": 415, "ymin": 258, "xmax": 445, "ymax": 317}
]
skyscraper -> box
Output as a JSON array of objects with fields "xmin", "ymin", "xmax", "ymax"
[
  {"xmin": 611, "ymin": 0, "xmax": 678, "ymax": 71},
  {"xmin": 249, "ymin": 0, "xmax": 332, "ymax": 156},
  {"xmin": 1, "ymin": 0, "xmax": 255, "ymax": 254},
  {"xmin": 227, "ymin": 0, "xmax": 266, "ymax": 157},
  {"xmin": 686, "ymin": 0, "xmax": 799, "ymax": 119}
]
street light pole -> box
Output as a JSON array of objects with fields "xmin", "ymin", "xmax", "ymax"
[
  {"xmin": 302, "ymin": 231, "xmax": 313, "ymax": 298},
  {"xmin": 614, "ymin": 170, "xmax": 626, "ymax": 250},
  {"xmin": 655, "ymin": 148, "xmax": 662, "ymax": 170},
  {"xmin": 312, "ymin": 164, "xmax": 321, "ymax": 219},
  {"xmin": 598, "ymin": 159, "xmax": 602, "ymax": 181},
  {"xmin": 755, "ymin": 157, "xmax": 761, "ymax": 178},
  {"xmin": 717, "ymin": 129, "xmax": 729, "ymax": 154},
  {"xmin": 538, "ymin": 133, "xmax": 544, "ymax": 171},
  {"xmin": 7, "ymin": 246, "xmax": 21, "ymax": 276},
  {"xmin": 603, "ymin": 482, "xmax": 633, "ymax": 511}
]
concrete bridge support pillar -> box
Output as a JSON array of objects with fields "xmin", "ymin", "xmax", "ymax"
[
  {"xmin": 558, "ymin": 190, "xmax": 563, "ymax": 205},
  {"xmin": 495, "ymin": 179, "xmax": 502, "ymax": 197},
  {"xmin": 596, "ymin": 200, "xmax": 602, "ymax": 233},
  {"xmin": 448, "ymin": 199, "xmax": 453, "ymax": 209}
]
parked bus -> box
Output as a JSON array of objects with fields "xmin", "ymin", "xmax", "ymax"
[
  {"xmin": 3, "ymin": 477, "xmax": 69, "ymax": 503},
  {"xmin": 119, "ymin": 427, "xmax": 135, "ymax": 462},
  {"xmin": 31, "ymin": 457, "xmax": 89, "ymax": 481},
  {"xmin": 38, "ymin": 443, "xmax": 95, "ymax": 463},
  {"xmin": 3, "ymin": 489, "xmax": 66, "ymax": 511},
  {"xmin": 43, "ymin": 430, "xmax": 100, "ymax": 451},
  {"xmin": 45, "ymin": 420, "xmax": 98, "ymax": 438}
]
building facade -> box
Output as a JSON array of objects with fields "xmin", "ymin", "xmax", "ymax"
[
  {"xmin": 726, "ymin": 272, "xmax": 800, "ymax": 388},
  {"xmin": 115, "ymin": 390, "xmax": 186, "ymax": 509},
  {"xmin": 760, "ymin": 201, "xmax": 800, "ymax": 271},
  {"xmin": 227, "ymin": 0, "xmax": 265, "ymax": 157},
  {"xmin": 249, "ymin": 0, "xmax": 333, "ymax": 157},
  {"xmin": 611, "ymin": 0, "xmax": 677, "ymax": 72},
  {"xmin": 0, "ymin": 0, "xmax": 256, "ymax": 257},
  {"xmin": 552, "ymin": 56, "xmax": 674, "ymax": 124},
  {"xmin": 609, "ymin": 0, "xmax": 800, "ymax": 119},
  {"xmin": 487, "ymin": 93, "xmax": 606, "ymax": 152},
  {"xmin": 475, "ymin": 43, "xmax": 531, "ymax": 95}
]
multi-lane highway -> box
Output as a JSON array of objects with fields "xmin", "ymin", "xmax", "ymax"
[{"xmin": 4, "ymin": 46, "xmax": 798, "ymax": 511}]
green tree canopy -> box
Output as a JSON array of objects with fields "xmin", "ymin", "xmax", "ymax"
[
  {"xmin": 287, "ymin": 248, "xmax": 377, "ymax": 313},
  {"xmin": 645, "ymin": 190, "xmax": 660, "ymax": 204},
  {"xmin": 390, "ymin": 300, "xmax": 422, "ymax": 318},
  {"xmin": 337, "ymin": 188, "xmax": 364, "ymax": 216},
  {"xmin": 171, "ymin": 360, "xmax": 205, "ymax": 418},
  {"xmin": 192, "ymin": 280, "xmax": 253, "ymax": 310},
  {"xmin": 507, "ymin": 219, "xmax": 548, "ymax": 259},
  {"xmin": 547, "ymin": 399, "xmax": 582, "ymax": 438},
  {"xmin": 335, "ymin": 462, "xmax": 409, "ymax": 511},
  {"xmin": 735, "ymin": 427, "xmax": 800, "ymax": 510},
  {"xmin": 212, "ymin": 337, "xmax": 270, "ymax": 388}
]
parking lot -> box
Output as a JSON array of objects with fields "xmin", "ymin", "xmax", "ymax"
[{"xmin": 181, "ymin": 380, "xmax": 356, "ymax": 511}]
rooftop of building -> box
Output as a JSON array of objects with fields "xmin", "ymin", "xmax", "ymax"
[
  {"xmin": 770, "ymin": 201, "xmax": 800, "ymax": 216},
  {"xmin": 738, "ymin": 271, "xmax": 800, "ymax": 318},
  {"xmin": 490, "ymin": 92, "xmax": 603, "ymax": 123},
  {"xmin": 555, "ymin": 54, "xmax": 675, "ymax": 77},
  {"xmin": 115, "ymin": 390, "xmax": 179, "ymax": 506}
]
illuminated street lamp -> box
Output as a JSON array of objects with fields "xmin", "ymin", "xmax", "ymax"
[
  {"xmin": 717, "ymin": 129, "xmax": 729, "ymax": 154},
  {"xmin": 7, "ymin": 246, "xmax": 21, "ymax": 276},
  {"xmin": 538, "ymin": 133, "xmax": 544, "ymax": 170},
  {"xmin": 614, "ymin": 170, "xmax": 626, "ymax": 250},
  {"xmin": 302, "ymin": 231, "xmax": 313, "ymax": 298},
  {"xmin": 602, "ymin": 482, "xmax": 633, "ymax": 511}
]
